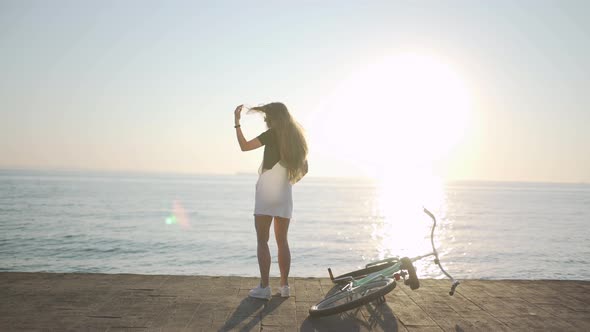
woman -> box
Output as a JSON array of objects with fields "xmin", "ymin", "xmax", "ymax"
[{"xmin": 234, "ymin": 102, "xmax": 308, "ymax": 299}]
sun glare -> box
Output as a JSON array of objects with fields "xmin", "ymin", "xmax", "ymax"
[
  {"xmin": 309, "ymin": 52, "xmax": 471, "ymax": 259},
  {"xmin": 310, "ymin": 52, "xmax": 472, "ymax": 179}
]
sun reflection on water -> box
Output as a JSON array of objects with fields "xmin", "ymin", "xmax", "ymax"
[{"xmin": 370, "ymin": 172, "xmax": 452, "ymax": 277}]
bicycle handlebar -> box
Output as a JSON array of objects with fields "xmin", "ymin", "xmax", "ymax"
[
  {"xmin": 423, "ymin": 208, "xmax": 436, "ymax": 221},
  {"xmin": 423, "ymin": 207, "xmax": 460, "ymax": 296}
]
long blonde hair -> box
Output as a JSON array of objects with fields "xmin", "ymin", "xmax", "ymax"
[{"xmin": 250, "ymin": 102, "xmax": 308, "ymax": 183}]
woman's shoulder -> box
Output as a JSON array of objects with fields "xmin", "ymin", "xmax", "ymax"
[
  {"xmin": 266, "ymin": 128, "xmax": 277, "ymax": 138},
  {"xmin": 257, "ymin": 129, "xmax": 277, "ymax": 145}
]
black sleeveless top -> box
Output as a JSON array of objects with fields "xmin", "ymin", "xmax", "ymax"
[{"xmin": 256, "ymin": 129, "xmax": 280, "ymax": 170}]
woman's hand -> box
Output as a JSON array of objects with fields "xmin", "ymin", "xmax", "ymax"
[{"xmin": 234, "ymin": 104, "xmax": 243, "ymax": 126}]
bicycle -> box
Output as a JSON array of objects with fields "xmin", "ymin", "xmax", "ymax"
[{"xmin": 309, "ymin": 208, "xmax": 460, "ymax": 317}]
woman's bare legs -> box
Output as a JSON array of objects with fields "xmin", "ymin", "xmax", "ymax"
[
  {"xmin": 274, "ymin": 216, "xmax": 291, "ymax": 287},
  {"xmin": 255, "ymin": 215, "xmax": 273, "ymax": 287}
]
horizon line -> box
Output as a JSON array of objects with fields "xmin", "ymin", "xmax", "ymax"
[{"xmin": 0, "ymin": 166, "xmax": 588, "ymax": 185}]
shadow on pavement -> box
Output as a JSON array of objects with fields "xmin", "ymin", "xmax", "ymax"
[
  {"xmin": 219, "ymin": 295, "xmax": 287, "ymax": 332},
  {"xmin": 301, "ymin": 283, "xmax": 401, "ymax": 331},
  {"xmin": 301, "ymin": 301, "xmax": 401, "ymax": 332}
]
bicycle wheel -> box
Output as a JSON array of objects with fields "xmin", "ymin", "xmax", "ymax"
[
  {"xmin": 332, "ymin": 260, "xmax": 399, "ymax": 284},
  {"xmin": 309, "ymin": 278, "xmax": 396, "ymax": 317}
]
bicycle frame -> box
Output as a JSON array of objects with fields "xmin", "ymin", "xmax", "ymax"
[{"xmin": 332, "ymin": 208, "xmax": 460, "ymax": 295}]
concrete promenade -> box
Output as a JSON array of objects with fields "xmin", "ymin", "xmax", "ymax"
[{"xmin": 1, "ymin": 272, "xmax": 589, "ymax": 331}]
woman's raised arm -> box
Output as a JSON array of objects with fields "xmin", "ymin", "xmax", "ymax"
[{"xmin": 234, "ymin": 104, "xmax": 263, "ymax": 151}]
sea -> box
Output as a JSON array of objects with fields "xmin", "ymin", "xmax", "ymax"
[{"xmin": 1, "ymin": 169, "xmax": 589, "ymax": 280}]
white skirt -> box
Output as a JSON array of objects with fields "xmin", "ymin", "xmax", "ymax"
[{"xmin": 254, "ymin": 162, "xmax": 293, "ymax": 219}]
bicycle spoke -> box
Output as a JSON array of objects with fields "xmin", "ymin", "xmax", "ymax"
[{"xmin": 310, "ymin": 279, "xmax": 396, "ymax": 317}]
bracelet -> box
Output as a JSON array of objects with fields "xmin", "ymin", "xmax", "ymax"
[{"xmin": 234, "ymin": 124, "xmax": 241, "ymax": 128}]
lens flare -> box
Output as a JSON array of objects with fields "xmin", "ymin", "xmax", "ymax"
[
  {"xmin": 164, "ymin": 200, "xmax": 191, "ymax": 229},
  {"xmin": 165, "ymin": 216, "xmax": 176, "ymax": 225}
]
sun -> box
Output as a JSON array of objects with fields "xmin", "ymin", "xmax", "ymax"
[{"xmin": 309, "ymin": 52, "xmax": 472, "ymax": 179}]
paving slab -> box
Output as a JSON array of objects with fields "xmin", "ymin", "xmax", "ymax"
[{"xmin": 1, "ymin": 273, "xmax": 589, "ymax": 331}]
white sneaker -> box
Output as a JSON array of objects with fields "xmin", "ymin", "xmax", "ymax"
[
  {"xmin": 279, "ymin": 285, "xmax": 290, "ymax": 298},
  {"xmin": 248, "ymin": 285, "xmax": 271, "ymax": 300}
]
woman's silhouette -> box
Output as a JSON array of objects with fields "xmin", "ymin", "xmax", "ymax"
[{"xmin": 234, "ymin": 102, "xmax": 308, "ymax": 299}]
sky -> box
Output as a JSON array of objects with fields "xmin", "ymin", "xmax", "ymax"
[{"xmin": 1, "ymin": 0, "xmax": 589, "ymax": 183}]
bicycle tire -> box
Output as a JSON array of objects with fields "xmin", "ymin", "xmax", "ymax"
[
  {"xmin": 332, "ymin": 260, "xmax": 399, "ymax": 284},
  {"xmin": 401, "ymin": 257, "xmax": 420, "ymax": 290},
  {"xmin": 309, "ymin": 278, "xmax": 396, "ymax": 317}
]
